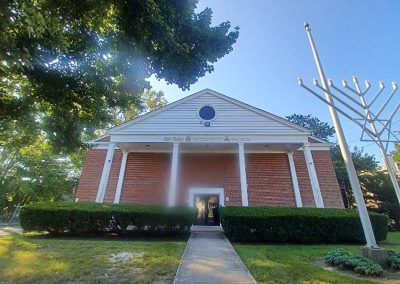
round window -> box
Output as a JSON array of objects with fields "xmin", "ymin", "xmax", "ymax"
[{"xmin": 198, "ymin": 105, "xmax": 216, "ymax": 121}]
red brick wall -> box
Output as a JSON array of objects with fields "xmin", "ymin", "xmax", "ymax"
[
  {"xmin": 120, "ymin": 152, "xmax": 170, "ymax": 205},
  {"xmin": 178, "ymin": 153, "xmax": 242, "ymax": 206},
  {"xmin": 312, "ymin": 150, "xmax": 343, "ymax": 208},
  {"xmin": 103, "ymin": 150, "xmax": 122, "ymax": 203},
  {"xmin": 76, "ymin": 149, "xmax": 343, "ymax": 208},
  {"xmin": 247, "ymin": 153, "xmax": 296, "ymax": 207},
  {"xmin": 75, "ymin": 149, "xmax": 107, "ymax": 201},
  {"xmin": 293, "ymin": 150, "xmax": 344, "ymax": 208},
  {"xmin": 293, "ymin": 150, "xmax": 316, "ymax": 207}
]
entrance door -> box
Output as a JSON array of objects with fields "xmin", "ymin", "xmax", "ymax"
[
  {"xmin": 189, "ymin": 188, "xmax": 224, "ymax": 226},
  {"xmin": 193, "ymin": 194, "xmax": 220, "ymax": 226}
]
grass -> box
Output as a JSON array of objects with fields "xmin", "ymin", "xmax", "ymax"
[
  {"xmin": 2, "ymin": 232, "xmax": 400, "ymax": 283},
  {"xmin": 234, "ymin": 232, "xmax": 400, "ymax": 284},
  {"xmin": 0, "ymin": 233, "xmax": 186, "ymax": 283}
]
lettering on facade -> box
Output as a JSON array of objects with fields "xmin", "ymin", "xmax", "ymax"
[{"xmin": 163, "ymin": 136, "xmax": 251, "ymax": 143}]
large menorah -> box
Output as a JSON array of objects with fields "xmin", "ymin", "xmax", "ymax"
[
  {"xmin": 299, "ymin": 22, "xmax": 399, "ymax": 255},
  {"xmin": 298, "ymin": 77, "xmax": 400, "ymax": 206}
]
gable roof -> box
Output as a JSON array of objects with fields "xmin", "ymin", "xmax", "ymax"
[{"xmin": 107, "ymin": 88, "xmax": 310, "ymax": 135}]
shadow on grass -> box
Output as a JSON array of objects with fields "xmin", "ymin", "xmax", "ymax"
[{"xmin": 23, "ymin": 231, "xmax": 190, "ymax": 242}]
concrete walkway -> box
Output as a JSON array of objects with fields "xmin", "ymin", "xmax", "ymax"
[
  {"xmin": 174, "ymin": 226, "xmax": 256, "ymax": 284},
  {"xmin": 0, "ymin": 224, "xmax": 22, "ymax": 236}
]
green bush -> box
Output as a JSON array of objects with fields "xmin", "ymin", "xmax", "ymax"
[
  {"xmin": 20, "ymin": 202, "xmax": 196, "ymax": 238},
  {"xmin": 324, "ymin": 248, "xmax": 383, "ymax": 276},
  {"xmin": 388, "ymin": 250, "xmax": 400, "ymax": 270},
  {"xmin": 220, "ymin": 207, "xmax": 388, "ymax": 243}
]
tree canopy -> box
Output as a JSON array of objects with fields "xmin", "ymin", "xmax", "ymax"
[
  {"xmin": 0, "ymin": 89, "xmax": 168, "ymax": 219},
  {"xmin": 332, "ymin": 145, "xmax": 400, "ymax": 229},
  {"xmin": 1, "ymin": 0, "xmax": 239, "ymax": 152},
  {"xmin": 286, "ymin": 114, "xmax": 335, "ymax": 141}
]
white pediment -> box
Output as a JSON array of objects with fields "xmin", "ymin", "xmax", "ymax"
[{"xmin": 109, "ymin": 89, "xmax": 309, "ymax": 136}]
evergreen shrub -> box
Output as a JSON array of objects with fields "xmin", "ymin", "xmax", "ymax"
[
  {"xmin": 220, "ymin": 207, "xmax": 388, "ymax": 243},
  {"xmin": 20, "ymin": 202, "xmax": 196, "ymax": 238}
]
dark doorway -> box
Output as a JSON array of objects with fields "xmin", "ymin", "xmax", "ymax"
[{"xmin": 193, "ymin": 194, "xmax": 220, "ymax": 226}]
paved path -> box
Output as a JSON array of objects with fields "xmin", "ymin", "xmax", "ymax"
[
  {"xmin": 0, "ymin": 224, "xmax": 22, "ymax": 236},
  {"xmin": 174, "ymin": 226, "xmax": 256, "ymax": 284}
]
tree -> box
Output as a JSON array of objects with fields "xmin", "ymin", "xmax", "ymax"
[
  {"xmin": 331, "ymin": 145, "xmax": 378, "ymax": 208},
  {"xmin": 286, "ymin": 114, "xmax": 335, "ymax": 141},
  {"xmin": 110, "ymin": 89, "xmax": 168, "ymax": 126},
  {"xmin": 0, "ymin": 132, "xmax": 79, "ymax": 220},
  {"xmin": 0, "ymin": 89, "xmax": 168, "ymax": 219},
  {"xmin": 392, "ymin": 143, "xmax": 400, "ymax": 162},
  {"xmin": 332, "ymin": 145, "xmax": 400, "ymax": 229},
  {"xmin": 359, "ymin": 170, "xmax": 400, "ymax": 230},
  {"xmin": 1, "ymin": 0, "xmax": 239, "ymax": 152}
]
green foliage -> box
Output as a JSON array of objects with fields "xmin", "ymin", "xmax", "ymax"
[
  {"xmin": 286, "ymin": 114, "xmax": 335, "ymax": 141},
  {"xmin": 0, "ymin": 88, "xmax": 168, "ymax": 220},
  {"xmin": 20, "ymin": 202, "xmax": 196, "ymax": 238},
  {"xmin": 1, "ymin": 0, "xmax": 239, "ymax": 152},
  {"xmin": 388, "ymin": 250, "xmax": 400, "ymax": 270},
  {"xmin": 331, "ymin": 145, "xmax": 378, "ymax": 177},
  {"xmin": 392, "ymin": 143, "xmax": 400, "ymax": 162},
  {"xmin": 220, "ymin": 207, "xmax": 388, "ymax": 243},
  {"xmin": 0, "ymin": 130, "xmax": 80, "ymax": 220},
  {"xmin": 332, "ymin": 145, "xmax": 400, "ymax": 229},
  {"xmin": 324, "ymin": 248, "xmax": 383, "ymax": 276}
]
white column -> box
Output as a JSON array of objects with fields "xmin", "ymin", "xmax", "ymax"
[
  {"xmin": 287, "ymin": 152, "xmax": 303, "ymax": 207},
  {"xmin": 113, "ymin": 151, "xmax": 128, "ymax": 204},
  {"xmin": 303, "ymin": 143, "xmax": 324, "ymax": 208},
  {"xmin": 96, "ymin": 143, "xmax": 115, "ymax": 203},
  {"xmin": 167, "ymin": 142, "xmax": 179, "ymax": 207},
  {"xmin": 238, "ymin": 143, "xmax": 249, "ymax": 206}
]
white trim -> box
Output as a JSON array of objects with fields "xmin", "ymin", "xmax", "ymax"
[
  {"xmin": 108, "ymin": 89, "xmax": 311, "ymax": 134},
  {"xmin": 287, "ymin": 152, "xmax": 303, "ymax": 207},
  {"xmin": 188, "ymin": 188, "xmax": 225, "ymax": 207},
  {"xmin": 308, "ymin": 136, "xmax": 329, "ymax": 143},
  {"xmin": 167, "ymin": 142, "xmax": 180, "ymax": 206},
  {"xmin": 109, "ymin": 149, "xmax": 291, "ymax": 154},
  {"xmin": 95, "ymin": 143, "xmax": 115, "ymax": 203},
  {"xmin": 238, "ymin": 143, "xmax": 249, "ymax": 206},
  {"xmin": 300, "ymin": 142, "xmax": 334, "ymax": 151},
  {"xmin": 110, "ymin": 134, "xmax": 309, "ymax": 144},
  {"xmin": 303, "ymin": 143, "xmax": 324, "ymax": 208},
  {"xmin": 197, "ymin": 104, "xmax": 218, "ymax": 122},
  {"xmin": 113, "ymin": 151, "xmax": 128, "ymax": 204}
]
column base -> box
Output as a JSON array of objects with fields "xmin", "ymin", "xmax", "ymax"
[{"xmin": 361, "ymin": 247, "xmax": 388, "ymax": 267}]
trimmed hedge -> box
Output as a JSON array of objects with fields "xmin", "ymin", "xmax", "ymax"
[
  {"xmin": 220, "ymin": 207, "xmax": 388, "ymax": 243},
  {"xmin": 20, "ymin": 202, "xmax": 196, "ymax": 238}
]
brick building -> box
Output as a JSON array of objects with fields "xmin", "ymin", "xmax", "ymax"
[{"xmin": 76, "ymin": 89, "xmax": 344, "ymax": 214}]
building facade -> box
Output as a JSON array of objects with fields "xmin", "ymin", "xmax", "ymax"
[{"xmin": 75, "ymin": 89, "xmax": 344, "ymax": 209}]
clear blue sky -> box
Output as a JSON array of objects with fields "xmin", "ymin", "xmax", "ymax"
[{"xmin": 149, "ymin": 0, "xmax": 400, "ymax": 163}]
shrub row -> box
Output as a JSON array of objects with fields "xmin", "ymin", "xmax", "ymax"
[
  {"xmin": 220, "ymin": 207, "xmax": 388, "ymax": 243},
  {"xmin": 388, "ymin": 250, "xmax": 400, "ymax": 270},
  {"xmin": 20, "ymin": 202, "xmax": 196, "ymax": 238},
  {"xmin": 324, "ymin": 248, "xmax": 383, "ymax": 276}
]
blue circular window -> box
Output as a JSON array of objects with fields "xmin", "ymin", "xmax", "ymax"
[{"xmin": 199, "ymin": 105, "xmax": 216, "ymax": 121}]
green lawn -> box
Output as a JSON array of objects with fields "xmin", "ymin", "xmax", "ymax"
[
  {"xmin": 0, "ymin": 233, "xmax": 186, "ymax": 283},
  {"xmin": 235, "ymin": 232, "xmax": 400, "ymax": 284},
  {"xmin": 2, "ymin": 232, "xmax": 400, "ymax": 283}
]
